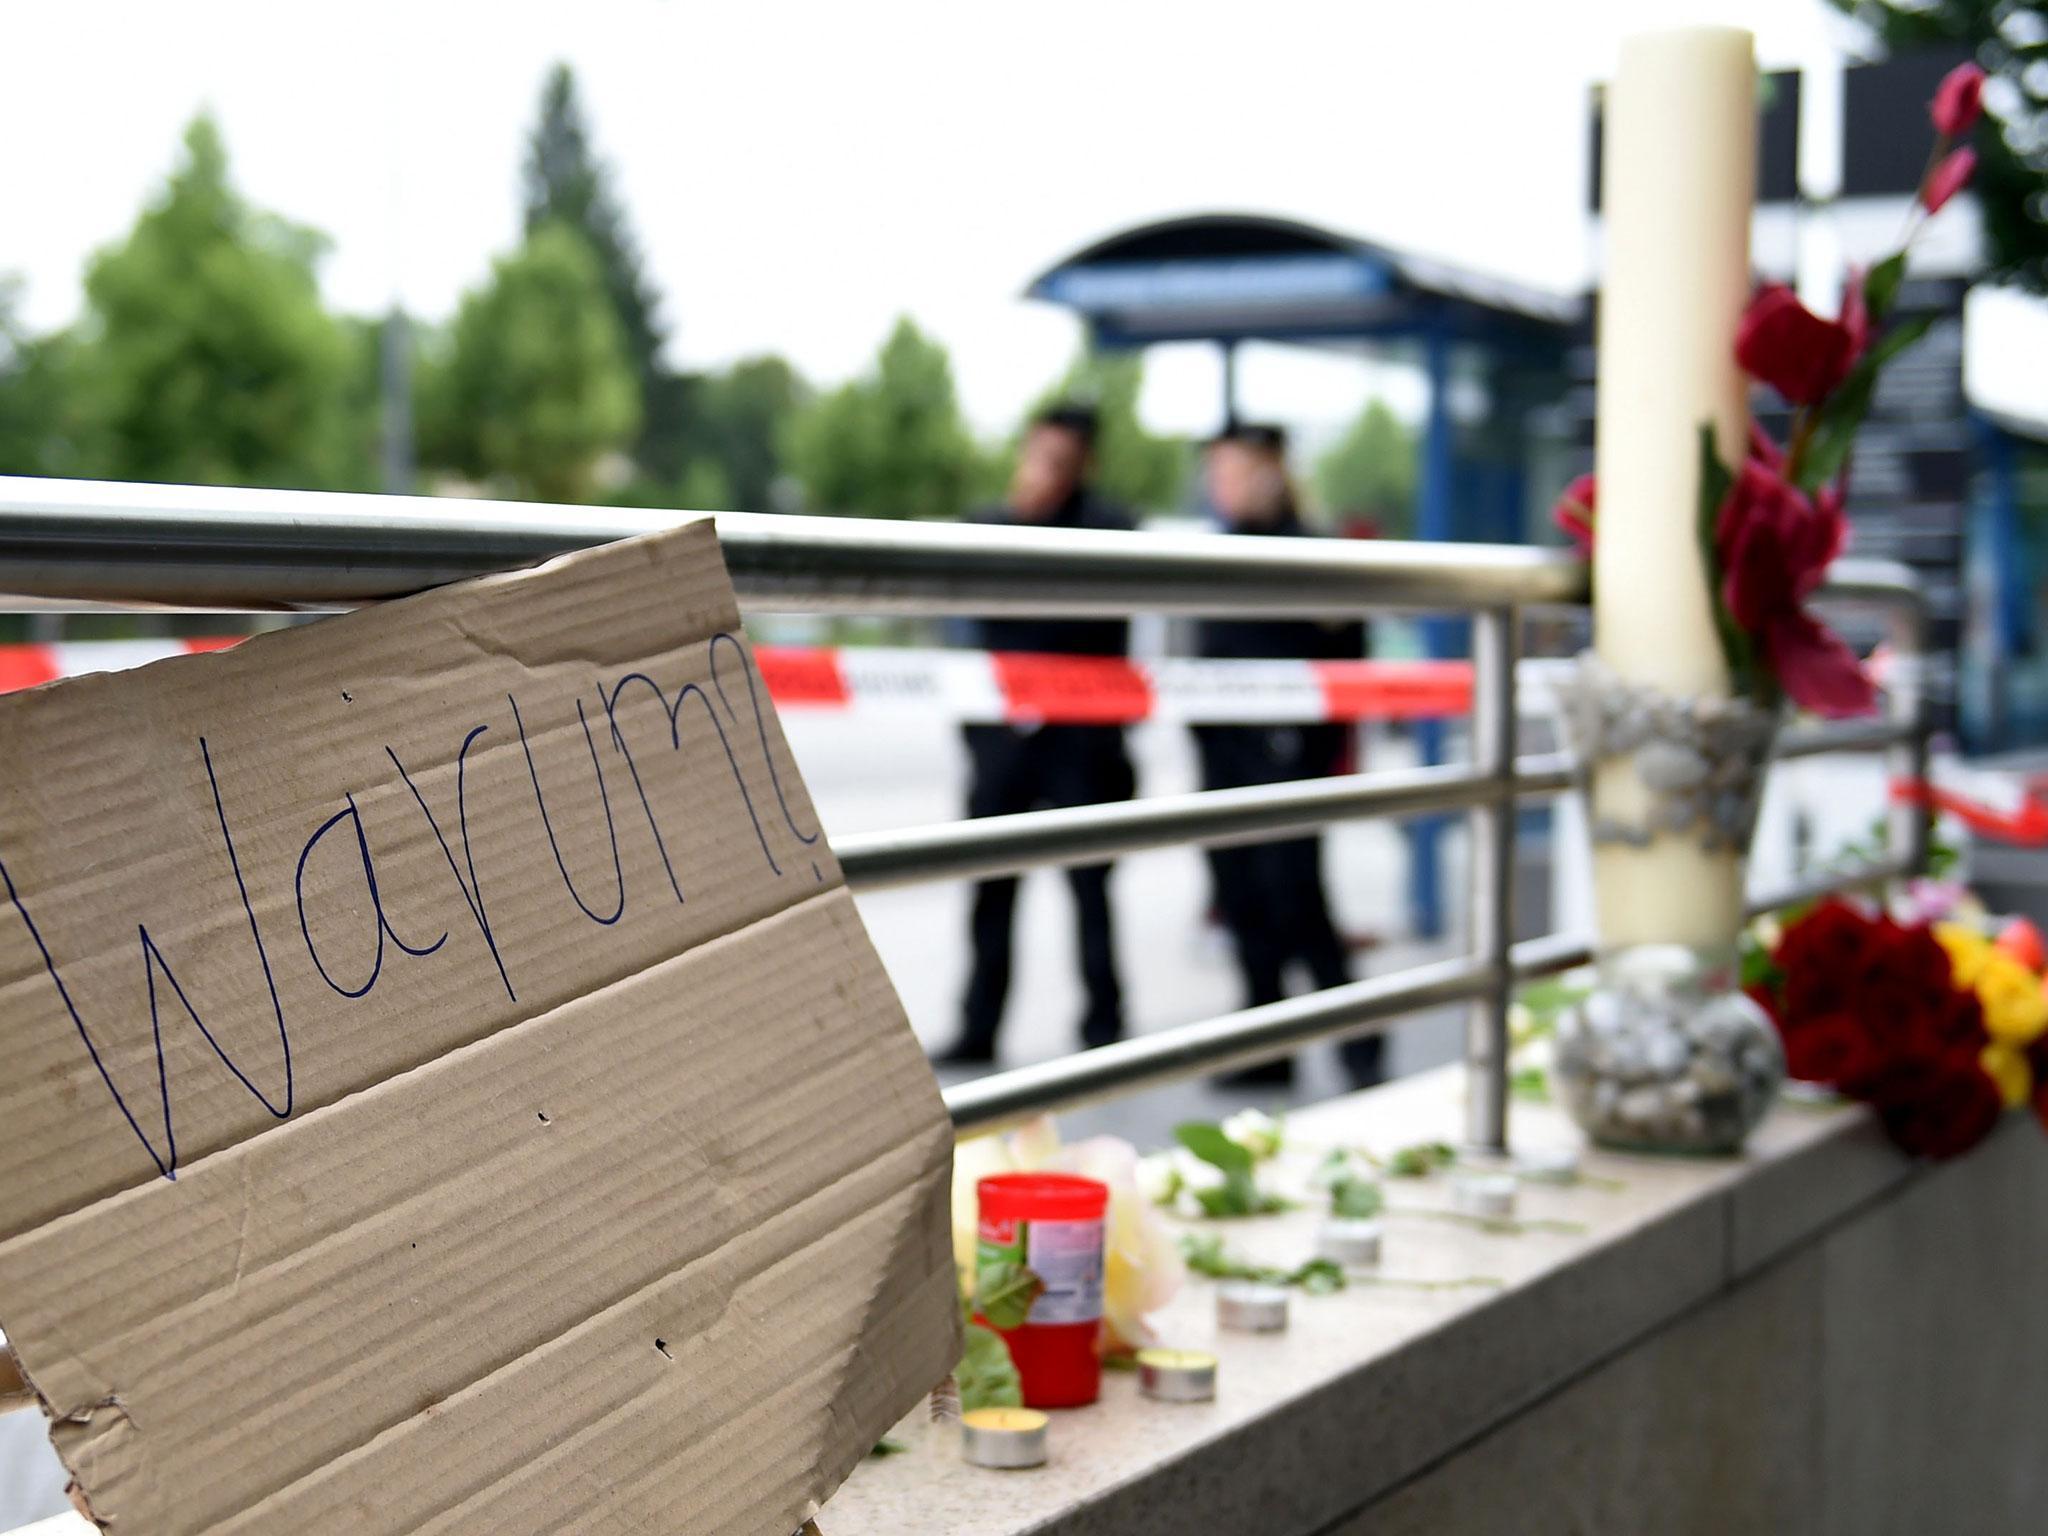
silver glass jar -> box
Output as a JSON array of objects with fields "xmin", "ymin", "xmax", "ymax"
[{"xmin": 1552, "ymin": 944, "xmax": 1784, "ymax": 1154}]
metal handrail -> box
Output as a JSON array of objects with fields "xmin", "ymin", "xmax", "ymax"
[
  {"xmin": 952, "ymin": 850, "xmax": 1916, "ymax": 1137},
  {"xmin": 839, "ymin": 756, "xmax": 1576, "ymax": 891},
  {"xmin": 0, "ymin": 475, "xmax": 1935, "ymax": 1153},
  {"xmin": 0, "ymin": 476, "xmax": 1585, "ymax": 613}
]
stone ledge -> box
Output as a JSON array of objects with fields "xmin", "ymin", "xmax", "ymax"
[
  {"xmin": 820, "ymin": 1067, "xmax": 1922, "ymax": 1536},
  {"xmin": 4, "ymin": 1071, "xmax": 1943, "ymax": 1536}
]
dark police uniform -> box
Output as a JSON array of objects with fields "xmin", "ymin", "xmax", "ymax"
[
  {"xmin": 1194, "ymin": 510, "xmax": 1381, "ymax": 1087},
  {"xmin": 949, "ymin": 489, "xmax": 1136, "ymax": 1061}
]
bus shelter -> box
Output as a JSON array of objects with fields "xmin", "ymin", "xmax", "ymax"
[{"xmin": 1027, "ymin": 213, "xmax": 1581, "ymax": 934}]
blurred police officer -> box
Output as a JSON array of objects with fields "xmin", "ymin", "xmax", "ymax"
[
  {"xmin": 931, "ymin": 404, "xmax": 1136, "ymax": 1066},
  {"xmin": 1195, "ymin": 422, "xmax": 1380, "ymax": 1089}
]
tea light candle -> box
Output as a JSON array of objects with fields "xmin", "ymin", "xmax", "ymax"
[
  {"xmin": 1516, "ymin": 1146, "xmax": 1582, "ymax": 1185},
  {"xmin": 1317, "ymin": 1216, "xmax": 1384, "ymax": 1267},
  {"xmin": 1137, "ymin": 1347, "xmax": 1217, "ymax": 1403},
  {"xmin": 1453, "ymin": 1172, "xmax": 1519, "ymax": 1221},
  {"xmin": 1216, "ymin": 1280, "xmax": 1290, "ymax": 1333},
  {"xmin": 960, "ymin": 1406, "xmax": 1049, "ymax": 1469}
]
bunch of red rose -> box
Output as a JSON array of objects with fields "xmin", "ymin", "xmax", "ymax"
[
  {"xmin": 1749, "ymin": 897, "xmax": 2004, "ymax": 1159},
  {"xmin": 1555, "ymin": 61, "xmax": 1988, "ymax": 722}
]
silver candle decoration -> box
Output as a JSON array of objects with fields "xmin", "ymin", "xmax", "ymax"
[
  {"xmin": 1555, "ymin": 652, "xmax": 1779, "ymax": 853},
  {"xmin": 1552, "ymin": 943, "xmax": 1784, "ymax": 1153}
]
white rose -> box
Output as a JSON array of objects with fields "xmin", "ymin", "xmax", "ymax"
[
  {"xmin": 1135, "ymin": 1150, "xmax": 1183, "ymax": 1207},
  {"xmin": 1221, "ymin": 1108, "xmax": 1284, "ymax": 1161}
]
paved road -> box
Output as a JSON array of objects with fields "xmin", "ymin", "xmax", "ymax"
[{"xmin": 786, "ymin": 711, "xmax": 1470, "ymax": 1150}]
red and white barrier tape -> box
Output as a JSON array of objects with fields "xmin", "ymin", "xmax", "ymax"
[
  {"xmin": 15, "ymin": 640, "xmax": 2036, "ymax": 842},
  {"xmin": 0, "ymin": 639, "xmax": 1478, "ymax": 725}
]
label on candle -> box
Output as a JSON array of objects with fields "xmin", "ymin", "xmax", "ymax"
[{"xmin": 979, "ymin": 1217, "xmax": 1104, "ymax": 1325}]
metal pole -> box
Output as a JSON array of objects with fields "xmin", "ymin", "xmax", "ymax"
[
  {"xmin": 1463, "ymin": 604, "xmax": 1518, "ymax": 1151},
  {"xmin": 840, "ymin": 755, "xmax": 1577, "ymax": 892},
  {"xmin": 1886, "ymin": 603, "xmax": 1934, "ymax": 878},
  {"xmin": 0, "ymin": 476, "xmax": 1590, "ymax": 615}
]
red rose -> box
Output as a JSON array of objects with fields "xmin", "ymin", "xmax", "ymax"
[
  {"xmin": 1775, "ymin": 899, "xmax": 1880, "ymax": 1023},
  {"xmin": 1767, "ymin": 612, "xmax": 1881, "ymax": 719},
  {"xmin": 1745, "ymin": 980, "xmax": 1782, "ymax": 1028},
  {"xmin": 1861, "ymin": 920, "xmax": 1963, "ymax": 1038},
  {"xmin": 1922, "ymin": 146, "xmax": 1977, "ymax": 214},
  {"xmin": 1931, "ymin": 62, "xmax": 1987, "ymax": 138},
  {"xmin": 1719, "ymin": 459, "xmax": 1839, "ymax": 628},
  {"xmin": 1735, "ymin": 283, "xmax": 1859, "ymax": 405},
  {"xmin": 1878, "ymin": 1061, "xmax": 2003, "ymax": 1159},
  {"xmin": 1552, "ymin": 473, "xmax": 1595, "ymax": 555},
  {"xmin": 1780, "ymin": 1009, "xmax": 1886, "ymax": 1089},
  {"xmin": 1718, "ymin": 458, "xmax": 1875, "ymax": 718}
]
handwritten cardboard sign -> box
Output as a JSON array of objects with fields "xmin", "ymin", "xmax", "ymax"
[{"xmin": 0, "ymin": 521, "xmax": 960, "ymax": 1533}]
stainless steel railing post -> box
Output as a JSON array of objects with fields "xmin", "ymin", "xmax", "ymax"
[
  {"xmin": 1886, "ymin": 603, "xmax": 1935, "ymax": 880},
  {"xmin": 1463, "ymin": 605, "xmax": 1519, "ymax": 1151}
]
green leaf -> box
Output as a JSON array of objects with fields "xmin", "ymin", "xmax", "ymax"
[
  {"xmin": 1797, "ymin": 315, "xmax": 1934, "ymax": 491},
  {"xmin": 870, "ymin": 1438, "xmax": 909, "ymax": 1457},
  {"xmin": 1863, "ymin": 252, "xmax": 1907, "ymax": 324},
  {"xmin": 1510, "ymin": 1065, "xmax": 1552, "ymax": 1102},
  {"xmin": 1384, "ymin": 1139, "xmax": 1458, "ymax": 1178},
  {"xmin": 957, "ymin": 1322, "xmax": 1024, "ymax": 1412},
  {"xmin": 1291, "ymin": 1259, "xmax": 1348, "ymax": 1295},
  {"xmin": 1695, "ymin": 424, "xmax": 1757, "ymax": 693},
  {"xmin": 973, "ymin": 1259, "xmax": 1043, "ymax": 1332},
  {"xmin": 1175, "ymin": 1121, "xmax": 1253, "ymax": 1176},
  {"xmin": 1513, "ymin": 979, "xmax": 1586, "ymax": 1028},
  {"xmin": 1178, "ymin": 1232, "xmax": 1349, "ymax": 1294},
  {"xmin": 1178, "ymin": 1232, "xmax": 1232, "ymax": 1276},
  {"xmin": 1330, "ymin": 1176, "xmax": 1385, "ymax": 1219}
]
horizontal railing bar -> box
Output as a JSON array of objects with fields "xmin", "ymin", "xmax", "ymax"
[
  {"xmin": 1744, "ymin": 856, "xmax": 1911, "ymax": 916},
  {"xmin": 839, "ymin": 754, "xmax": 1577, "ymax": 892},
  {"xmin": 1818, "ymin": 557, "xmax": 1931, "ymax": 621},
  {"xmin": 1505, "ymin": 860, "xmax": 1915, "ymax": 988},
  {"xmin": 941, "ymin": 854, "xmax": 1916, "ymax": 1132},
  {"xmin": 1510, "ymin": 931, "xmax": 1596, "ymax": 981},
  {"xmin": 1774, "ymin": 720, "xmax": 1917, "ymax": 759},
  {"xmin": 942, "ymin": 954, "xmax": 1489, "ymax": 1135},
  {"xmin": 0, "ymin": 476, "xmax": 1590, "ymax": 615}
]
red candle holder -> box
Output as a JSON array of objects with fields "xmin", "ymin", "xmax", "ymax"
[{"xmin": 975, "ymin": 1172, "xmax": 1109, "ymax": 1408}]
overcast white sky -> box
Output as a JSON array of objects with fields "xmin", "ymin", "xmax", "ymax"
[{"xmin": 10, "ymin": 0, "xmax": 2036, "ymax": 439}]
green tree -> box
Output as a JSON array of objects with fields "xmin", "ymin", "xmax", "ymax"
[
  {"xmin": 1019, "ymin": 348, "xmax": 1186, "ymax": 512},
  {"xmin": 0, "ymin": 279, "xmax": 93, "ymax": 478},
  {"xmin": 1831, "ymin": 0, "xmax": 2048, "ymax": 292},
  {"xmin": 684, "ymin": 356, "xmax": 809, "ymax": 513},
  {"xmin": 523, "ymin": 63, "xmax": 692, "ymax": 478},
  {"xmin": 1315, "ymin": 398, "xmax": 1418, "ymax": 535},
  {"xmin": 784, "ymin": 317, "xmax": 979, "ymax": 519},
  {"xmin": 419, "ymin": 223, "xmax": 641, "ymax": 503},
  {"xmin": 75, "ymin": 115, "xmax": 360, "ymax": 488}
]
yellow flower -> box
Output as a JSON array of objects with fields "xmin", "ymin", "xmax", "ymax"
[
  {"xmin": 1976, "ymin": 952, "xmax": 2048, "ymax": 1045},
  {"xmin": 1981, "ymin": 1041, "xmax": 2033, "ymax": 1110},
  {"xmin": 1937, "ymin": 923, "xmax": 1994, "ymax": 989},
  {"xmin": 951, "ymin": 1131, "xmax": 1019, "ymax": 1292}
]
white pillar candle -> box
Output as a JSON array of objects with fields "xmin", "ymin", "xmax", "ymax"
[{"xmin": 1592, "ymin": 27, "xmax": 1757, "ymax": 951}]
